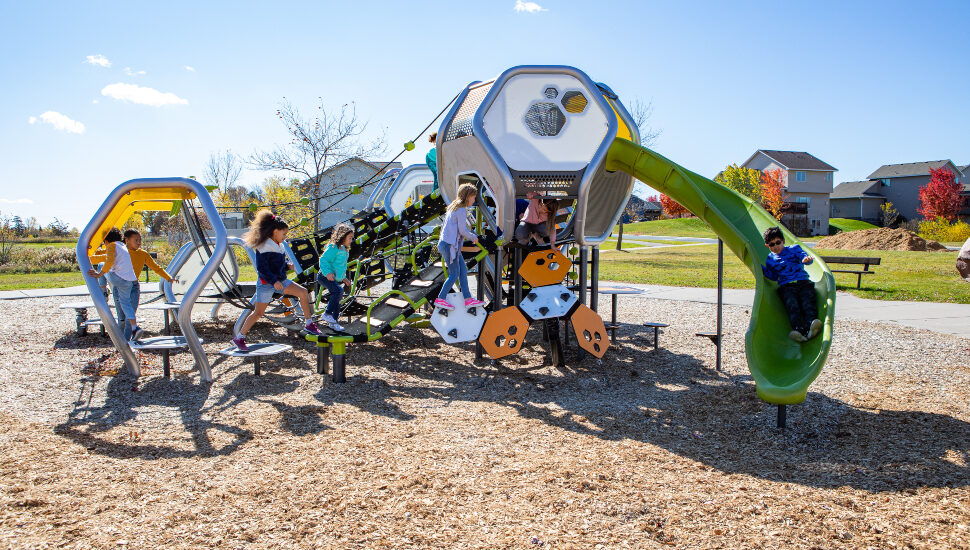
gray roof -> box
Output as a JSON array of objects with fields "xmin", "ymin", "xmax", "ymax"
[
  {"xmin": 757, "ymin": 150, "xmax": 837, "ymax": 171},
  {"xmin": 643, "ymin": 201, "xmax": 662, "ymax": 211},
  {"xmin": 960, "ymin": 165, "xmax": 968, "ymax": 175},
  {"xmin": 831, "ymin": 180, "xmax": 883, "ymax": 199},
  {"xmin": 867, "ymin": 160, "xmax": 957, "ymax": 179}
]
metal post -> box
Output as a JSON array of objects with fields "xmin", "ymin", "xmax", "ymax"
[
  {"xmin": 494, "ymin": 248, "xmax": 504, "ymax": 311},
  {"xmin": 716, "ymin": 238, "xmax": 723, "ymax": 372},
  {"xmin": 777, "ymin": 405, "xmax": 787, "ymax": 429},
  {"xmin": 578, "ymin": 247, "xmax": 587, "ymax": 306},
  {"xmin": 162, "ymin": 350, "xmax": 170, "ymax": 378},
  {"xmin": 317, "ymin": 344, "xmax": 330, "ymax": 376},
  {"xmin": 513, "ymin": 247, "xmax": 523, "ymax": 306},
  {"xmin": 254, "ymin": 356, "xmax": 261, "ymax": 377},
  {"xmin": 332, "ymin": 342, "xmax": 347, "ymax": 383},
  {"xmin": 475, "ymin": 261, "xmax": 484, "ymax": 360},
  {"xmin": 591, "ymin": 247, "xmax": 599, "ymax": 313}
]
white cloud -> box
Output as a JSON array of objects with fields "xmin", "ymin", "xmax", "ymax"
[
  {"xmin": 101, "ymin": 83, "xmax": 188, "ymax": 107},
  {"xmin": 92, "ymin": 99, "xmax": 99, "ymax": 104},
  {"xmin": 0, "ymin": 198, "xmax": 34, "ymax": 205},
  {"xmin": 28, "ymin": 111, "xmax": 86, "ymax": 134},
  {"xmin": 85, "ymin": 54, "xmax": 111, "ymax": 67},
  {"xmin": 124, "ymin": 67, "xmax": 146, "ymax": 76},
  {"xmin": 514, "ymin": 0, "xmax": 546, "ymax": 12},
  {"xmin": 185, "ymin": 65, "xmax": 195, "ymax": 72}
]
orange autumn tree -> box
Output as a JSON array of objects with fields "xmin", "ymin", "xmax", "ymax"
[
  {"xmin": 918, "ymin": 167, "xmax": 964, "ymax": 221},
  {"xmin": 760, "ymin": 169, "xmax": 786, "ymax": 220},
  {"xmin": 659, "ymin": 193, "xmax": 691, "ymax": 218}
]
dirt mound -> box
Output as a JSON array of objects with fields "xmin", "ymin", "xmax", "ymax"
[{"xmin": 816, "ymin": 227, "xmax": 947, "ymax": 252}]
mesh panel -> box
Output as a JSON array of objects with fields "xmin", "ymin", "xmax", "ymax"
[
  {"xmin": 584, "ymin": 169, "xmax": 632, "ymax": 239},
  {"xmin": 444, "ymin": 83, "xmax": 493, "ymax": 142},
  {"xmin": 544, "ymin": 87, "xmax": 558, "ymax": 99},
  {"xmin": 524, "ymin": 103, "xmax": 566, "ymax": 137},
  {"xmin": 561, "ymin": 91, "xmax": 588, "ymax": 114},
  {"xmin": 512, "ymin": 169, "xmax": 585, "ymax": 197}
]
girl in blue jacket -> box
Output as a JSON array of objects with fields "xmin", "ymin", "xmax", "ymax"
[
  {"xmin": 233, "ymin": 210, "xmax": 320, "ymax": 351},
  {"xmin": 318, "ymin": 223, "xmax": 354, "ymax": 331}
]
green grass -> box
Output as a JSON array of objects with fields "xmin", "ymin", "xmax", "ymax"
[
  {"xmin": 12, "ymin": 241, "xmax": 76, "ymax": 249},
  {"xmin": 829, "ymin": 218, "xmax": 879, "ymax": 233},
  {"xmin": 613, "ymin": 218, "xmax": 716, "ymax": 238},
  {"xmin": 599, "ymin": 244, "xmax": 970, "ymax": 304},
  {"xmin": 0, "ymin": 271, "xmax": 86, "ymax": 291}
]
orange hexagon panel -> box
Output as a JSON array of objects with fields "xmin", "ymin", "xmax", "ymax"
[
  {"xmin": 478, "ymin": 306, "xmax": 530, "ymax": 360},
  {"xmin": 518, "ymin": 248, "xmax": 570, "ymax": 287},
  {"xmin": 570, "ymin": 304, "xmax": 609, "ymax": 358}
]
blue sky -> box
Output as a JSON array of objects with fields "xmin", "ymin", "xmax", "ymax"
[{"xmin": 2, "ymin": 0, "xmax": 968, "ymax": 228}]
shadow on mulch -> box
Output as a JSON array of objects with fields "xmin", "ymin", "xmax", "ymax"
[
  {"xmin": 310, "ymin": 330, "xmax": 970, "ymax": 492},
  {"xmin": 52, "ymin": 320, "xmax": 970, "ymax": 493}
]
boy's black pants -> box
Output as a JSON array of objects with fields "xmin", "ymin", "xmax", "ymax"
[{"xmin": 777, "ymin": 279, "xmax": 817, "ymax": 334}]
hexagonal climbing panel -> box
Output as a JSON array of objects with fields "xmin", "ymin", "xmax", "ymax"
[
  {"xmin": 561, "ymin": 91, "xmax": 588, "ymax": 114},
  {"xmin": 524, "ymin": 102, "xmax": 566, "ymax": 137},
  {"xmin": 570, "ymin": 303, "xmax": 609, "ymax": 358},
  {"xmin": 430, "ymin": 292, "xmax": 488, "ymax": 344},
  {"xmin": 518, "ymin": 283, "xmax": 578, "ymax": 320},
  {"xmin": 478, "ymin": 306, "xmax": 530, "ymax": 359},
  {"xmin": 518, "ymin": 248, "xmax": 570, "ymax": 287}
]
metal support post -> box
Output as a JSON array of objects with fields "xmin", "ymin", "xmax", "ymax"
[
  {"xmin": 716, "ymin": 238, "xmax": 723, "ymax": 372},
  {"xmin": 317, "ymin": 344, "xmax": 330, "ymax": 375},
  {"xmin": 578, "ymin": 247, "xmax": 587, "ymax": 305},
  {"xmin": 332, "ymin": 342, "xmax": 347, "ymax": 383},
  {"xmin": 777, "ymin": 405, "xmax": 787, "ymax": 429},
  {"xmin": 591, "ymin": 247, "xmax": 599, "ymax": 313}
]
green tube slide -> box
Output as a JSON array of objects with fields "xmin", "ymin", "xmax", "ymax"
[{"xmin": 605, "ymin": 138, "xmax": 835, "ymax": 404}]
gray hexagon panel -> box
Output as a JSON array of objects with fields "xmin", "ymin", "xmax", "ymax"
[
  {"xmin": 519, "ymin": 284, "xmax": 577, "ymax": 320},
  {"xmin": 430, "ymin": 292, "xmax": 488, "ymax": 344}
]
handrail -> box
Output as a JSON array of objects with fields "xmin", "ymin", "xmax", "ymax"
[{"xmin": 365, "ymin": 290, "xmax": 421, "ymax": 339}]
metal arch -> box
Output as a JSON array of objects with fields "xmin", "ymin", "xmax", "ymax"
[
  {"xmin": 77, "ymin": 177, "xmax": 227, "ymax": 381},
  {"xmin": 363, "ymin": 168, "xmax": 401, "ymax": 212},
  {"xmin": 471, "ymin": 65, "xmax": 621, "ymax": 243},
  {"xmin": 382, "ymin": 164, "xmax": 435, "ymax": 217}
]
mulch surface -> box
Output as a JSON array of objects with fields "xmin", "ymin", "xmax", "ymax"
[{"xmin": 1, "ymin": 296, "xmax": 969, "ymax": 549}]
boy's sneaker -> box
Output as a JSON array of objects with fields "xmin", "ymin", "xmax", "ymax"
[
  {"xmin": 808, "ymin": 319, "xmax": 822, "ymax": 340},
  {"xmin": 330, "ymin": 320, "xmax": 345, "ymax": 332},
  {"xmin": 304, "ymin": 321, "xmax": 322, "ymax": 336},
  {"xmin": 232, "ymin": 335, "xmax": 249, "ymax": 352},
  {"xmin": 464, "ymin": 298, "xmax": 485, "ymax": 308},
  {"xmin": 130, "ymin": 326, "xmax": 144, "ymax": 341},
  {"xmin": 788, "ymin": 330, "xmax": 807, "ymax": 343},
  {"xmin": 434, "ymin": 298, "xmax": 455, "ymax": 311}
]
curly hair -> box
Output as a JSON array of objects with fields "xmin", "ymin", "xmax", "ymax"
[
  {"xmin": 244, "ymin": 210, "xmax": 289, "ymax": 248},
  {"xmin": 329, "ymin": 223, "xmax": 355, "ymax": 247}
]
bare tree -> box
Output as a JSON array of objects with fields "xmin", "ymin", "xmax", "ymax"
[
  {"xmin": 249, "ymin": 99, "xmax": 386, "ymax": 227},
  {"xmin": 0, "ymin": 212, "xmax": 17, "ymax": 264},
  {"xmin": 629, "ymin": 98, "xmax": 662, "ymax": 148},
  {"xmin": 202, "ymin": 149, "xmax": 243, "ymax": 194},
  {"xmin": 617, "ymin": 98, "xmax": 663, "ymax": 250}
]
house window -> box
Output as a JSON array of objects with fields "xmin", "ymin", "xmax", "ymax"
[
  {"xmin": 826, "ymin": 172, "xmax": 832, "ymax": 182},
  {"xmin": 881, "ymin": 178, "xmax": 891, "ymax": 187},
  {"xmin": 796, "ymin": 171, "xmax": 806, "ymax": 182},
  {"xmin": 795, "ymin": 196, "xmax": 811, "ymax": 207}
]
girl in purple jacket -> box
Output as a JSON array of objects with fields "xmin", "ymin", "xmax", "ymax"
[{"xmin": 434, "ymin": 184, "xmax": 485, "ymax": 310}]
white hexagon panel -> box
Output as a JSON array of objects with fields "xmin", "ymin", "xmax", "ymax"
[
  {"xmin": 518, "ymin": 284, "xmax": 577, "ymax": 321},
  {"xmin": 430, "ymin": 293, "xmax": 488, "ymax": 344}
]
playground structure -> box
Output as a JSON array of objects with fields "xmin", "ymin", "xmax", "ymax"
[{"xmin": 75, "ymin": 64, "xmax": 835, "ymax": 423}]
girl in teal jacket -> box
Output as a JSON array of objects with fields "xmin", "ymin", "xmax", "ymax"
[{"xmin": 318, "ymin": 224, "xmax": 354, "ymax": 331}]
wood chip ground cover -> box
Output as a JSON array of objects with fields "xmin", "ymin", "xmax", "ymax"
[{"xmin": 1, "ymin": 296, "xmax": 969, "ymax": 548}]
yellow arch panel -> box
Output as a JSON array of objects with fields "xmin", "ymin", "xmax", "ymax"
[{"xmin": 86, "ymin": 188, "xmax": 196, "ymax": 255}]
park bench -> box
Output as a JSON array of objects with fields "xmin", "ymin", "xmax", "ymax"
[{"xmin": 819, "ymin": 256, "xmax": 881, "ymax": 289}]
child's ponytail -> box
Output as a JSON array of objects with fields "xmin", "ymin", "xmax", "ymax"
[{"xmin": 244, "ymin": 210, "xmax": 289, "ymax": 248}]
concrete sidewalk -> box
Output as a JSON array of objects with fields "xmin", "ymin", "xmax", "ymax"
[
  {"xmin": 614, "ymin": 282, "xmax": 970, "ymax": 338},
  {"xmin": 6, "ymin": 282, "xmax": 969, "ymax": 338}
]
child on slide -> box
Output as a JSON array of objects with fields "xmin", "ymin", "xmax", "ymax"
[
  {"xmin": 232, "ymin": 211, "xmax": 321, "ymax": 351},
  {"xmin": 317, "ymin": 223, "xmax": 354, "ymax": 332},
  {"xmin": 434, "ymin": 183, "xmax": 485, "ymax": 311},
  {"xmin": 88, "ymin": 228, "xmax": 179, "ymax": 341},
  {"xmin": 761, "ymin": 226, "xmax": 822, "ymax": 343},
  {"xmin": 514, "ymin": 191, "xmax": 559, "ymax": 247}
]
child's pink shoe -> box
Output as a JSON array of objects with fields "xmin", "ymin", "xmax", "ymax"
[
  {"xmin": 434, "ymin": 298, "xmax": 455, "ymax": 311},
  {"xmin": 464, "ymin": 298, "xmax": 485, "ymax": 308}
]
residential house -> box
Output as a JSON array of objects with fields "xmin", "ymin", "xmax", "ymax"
[
  {"xmin": 829, "ymin": 180, "xmax": 885, "ymax": 225},
  {"xmin": 830, "ymin": 160, "xmax": 965, "ymax": 223},
  {"xmin": 310, "ymin": 158, "xmax": 403, "ymax": 230},
  {"xmin": 741, "ymin": 149, "xmax": 837, "ymax": 236}
]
